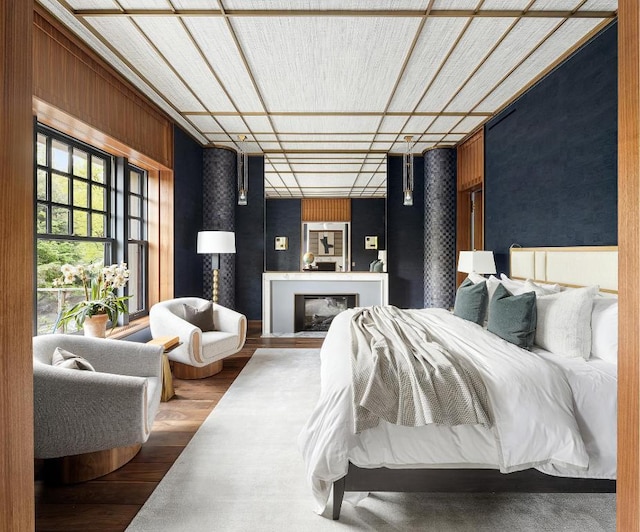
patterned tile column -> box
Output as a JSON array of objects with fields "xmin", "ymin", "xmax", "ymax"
[
  {"xmin": 202, "ymin": 147, "xmax": 236, "ymax": 309},
  {"xmin": 423, "ymin": 148, "xmax": 457, "ymax": 309}
]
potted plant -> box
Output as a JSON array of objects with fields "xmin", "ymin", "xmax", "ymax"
[{"xmin": 53, "ymin": 262, "xmax": 131, "ymax": 337}]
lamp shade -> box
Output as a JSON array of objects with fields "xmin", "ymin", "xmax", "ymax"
[
  {"xmin": 457, "ymin": 251, "xmax": 496, "ymax": 274},
  {"xmin": 197, "ymin": 231, "xmax": 236, "ymax": 254}
]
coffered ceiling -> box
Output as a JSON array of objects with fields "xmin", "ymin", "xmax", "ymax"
[{"xmin": 38, "ymin": 0, "xmax": 616, "ymax": 197}]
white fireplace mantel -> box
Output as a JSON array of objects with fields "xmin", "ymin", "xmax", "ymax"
[{"xmin": 262, "ymin": 272, "xmax": 389, "ymax": 335}]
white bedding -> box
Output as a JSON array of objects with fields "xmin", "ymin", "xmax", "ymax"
[{"xmin": 298, "ymin": 308, "xmax": 617, "ymax": 512}]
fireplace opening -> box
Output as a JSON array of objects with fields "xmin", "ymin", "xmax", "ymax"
[{"xmin": 294, "ymin": 294, "xmax": 358, "ymax": 332}]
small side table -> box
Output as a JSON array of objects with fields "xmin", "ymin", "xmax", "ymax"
[{"xmin": 147, "ymin": 336, "xmax": 179, "ymax": 402}]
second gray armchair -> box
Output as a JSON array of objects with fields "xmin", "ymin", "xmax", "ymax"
[{"xmin": 149, "ymin": 297, "xmax": 247, "ymax": 378}]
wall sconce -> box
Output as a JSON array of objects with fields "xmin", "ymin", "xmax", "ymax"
[
  {"xmin": 275, "ymin": 236, "xmax": 288, "ymax": 250},
  {"xmin": 237, "ymin": 134, "xmax": 248, "ymax": 206},
  {"xmin": 402, "ymin": 135, "xmax": 414, "ymax": 206}
]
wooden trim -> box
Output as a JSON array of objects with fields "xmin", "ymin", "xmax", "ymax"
[
  {"xmin": 618, "ymin": 0, "xmax": 640, "ymax": 529},
  {"xmin": 301, "ymin": 198, "xmax": 352, "ymax": 221},
  {"xmin": 43, "ymin": 444, "xmax": 142, "ymax": 484},
  {"xmin": 0, "ymin": 0, "xmax": 35, "ymax": 529}
]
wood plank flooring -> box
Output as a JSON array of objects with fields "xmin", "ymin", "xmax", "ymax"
[{"xmin": 34, "ymin": 322, "xmax": 323, "ymax": 531}]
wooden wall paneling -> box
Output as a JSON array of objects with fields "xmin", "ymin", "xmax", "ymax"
[
  {"xmin": 159, "ymin": 169, "xmax": 174, "ymax": 302},
  {"xmin": 456, "ymin": 129, "xmax": 485, "ymax": 286},
  {"xmin": 618, "ymin": 0, "xmax": 640, "ymax": 529},
  {"xmin": 0, "ymin": 0, "xmax": 35, "ymax": 529},
  {"xmin": 33, "ymin": 8, "xmax": 173, "ymax": 169},
  {"xmin": 301, "ymin": 198, "xmax": 351, "ymax": 221}
]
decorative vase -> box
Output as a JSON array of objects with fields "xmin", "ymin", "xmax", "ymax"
[{"xmin": 83, "ymin": 313, "xmax": 109, "ymax": 338}]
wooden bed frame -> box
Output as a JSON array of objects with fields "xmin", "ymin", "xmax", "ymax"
[{"xmin": 331, "ymin": 246, "xmax": 618, "ymax": 520}]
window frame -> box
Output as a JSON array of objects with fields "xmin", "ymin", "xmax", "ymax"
[{"xmin": 34, "ymin": 124, "xmax": 150, "ymax": 334}]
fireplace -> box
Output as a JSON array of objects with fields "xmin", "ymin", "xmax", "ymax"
[{"xmin": 294, "ymin": 294, "xmax": 358, "ymax": 332}]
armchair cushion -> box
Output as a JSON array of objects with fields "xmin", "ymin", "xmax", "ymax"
[
  {"xmin": 52, "ymin": 347, "xmax": 95, "ymax": 371},
  {"xmin": 183, "ymin": 301, "xmax": 215, "ymax": 332}
]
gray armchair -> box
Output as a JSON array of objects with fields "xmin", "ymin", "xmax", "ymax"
[
  {"xmin": 33, "ymin": 334, "xmax": 163, "ymax": 482},
  {"xmin": 149, "ymin": 297, "xmax": 247, "ymax": 378}
]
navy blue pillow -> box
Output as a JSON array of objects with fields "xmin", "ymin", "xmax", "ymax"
[
  {"xmin": 453, "ymin": 278, "xmax": 488, "ymax": 325},
  {"xmin": 487, "ymin": 283, "xmax": 537, "ymax": 349}
]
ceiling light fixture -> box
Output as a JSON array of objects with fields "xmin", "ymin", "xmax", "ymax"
[
  {"xmin": 402, "ymin": 135, "xmax": 414, "ymax": 206},
  {"xmin": 237, "ymin": 134, "xmax": 248, "ymax": 206}
]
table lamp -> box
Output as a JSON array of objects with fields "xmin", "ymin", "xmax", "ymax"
[{"xmin": 197, "ymin": 231, "xmax": 236, "ymax": 303}]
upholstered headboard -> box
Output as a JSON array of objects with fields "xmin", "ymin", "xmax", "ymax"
[{"xmin": 510, "ymin": 246, "xmax": 618, "ymax": 293}]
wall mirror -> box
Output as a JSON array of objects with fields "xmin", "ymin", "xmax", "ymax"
[{"xmin": 301, "ymin": 222, "xmax": 350, "ymax": 272}]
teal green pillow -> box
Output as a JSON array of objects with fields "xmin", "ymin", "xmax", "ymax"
[
  {"xmin": 453, "ymin": 278, "xmax": 488, "ymax": 325},
  {"xmin": 487, "ymin": 283, "xmax": 537, "ymax": 349}
]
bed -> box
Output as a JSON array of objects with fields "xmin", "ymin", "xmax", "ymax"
[{"xmin": 298, "ymin": 246, "xmax": 618, "ymax": 519}]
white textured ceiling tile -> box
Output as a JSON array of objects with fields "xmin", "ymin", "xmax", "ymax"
[
  {"xmin": 374, "ymin": 133, "xmax": 401, "ymax": 141},
  {"xmin": 378, "ymin": 115, "xmax": 410, "ymax": 133},
  {"xmin": 531, "ymin": 0, "xmax": 582, "ymax": 9},
  {"xmin": 252, "ymin": 134, "xmax": 279, "ymax": 141},
  {"xmin": 579, "ymin": 0, "xmax": 617, "ymax": 9},
  {"xmin": 476, "ymin": 18, "xmax": 603, "ymax": 112},
  {"xmin": 291, "ymin": 163, "xmax": 363, "ymax": 172},
  {"xmin": 224, "ymin": 0, "xmax": 430, "ymax": 8},
  {"xmin": 389, "ymin": 17, "xmax": 468, "ymax": 113},
  {"xmin": 206, "ymin": 133, "xmax": 232, "ymax": 142},
  {"xmin": 280, "ymin": 142, "xmax": 370, "ymax": 151},
  {"xmin": 446, "ymin": 18, "xmax": 561, "ymax": 112},
  {"xmin": 186, "ymin": 115, "xmax": 223, "ymax": 132},
  {"xmin": 254, "ymin": 142, "xmax": 282, "ymax": 151},
  {"xmin": 172, "ymin": 0, "xmax": 220, "ymax": 8},
  {"xmin": 427, "ymin": 115, "xmax": 463, "ymax": 133},
  {"xmin": 404, "ymin": 115, "xmax": 438, "ymax": 133},
  {"xmin": 231, "ymin": 16, "xmax": 420, "ymax": 112},
  {"xmin": 266, "ymin": 163, "xmax": 291, "ymax": 172},
  {"xmin": 370, "ymin": 142, "xmax": 394, "ymax": 151},
  {"xmin": 185, "ymin": 17, "xmax": 264, "ymax": 112},
  {"xmin": 295, "ymin": 174, "xmax": 359, "ymax": 188},
  {"xmin": 420, "ymin": 133, "xmax": 448, "ymax": 140},
  {"xmin": 417, "ymin": 17, "xmax": 516, "ymax": 113},
  {"xmin": 86, "ymin": 17, "xmax": 205, "ymax": 112},
  {"xmin": 454, "ymin": 115, "xmax": 488, "ymax": 132},
  {"xmin": 270, "ymin": 115, "xmax": 380, "ymax": 133},
  {"xmin": 481, "ymin": 0, "xmax": 532, "ymax": 8},
  {"xmin": 432, "ymin": 0, "xmax": 482, "ymax": 8},
  {"xmin": 118, "ymin": 0, "xmax": 171, "ymax": 8},
  {"xmin": 444, "ymin": 133, "xmax": 466, "ymax": 142},
  {"xmin": 66, "ymin": 0, "xmax": 120, "ymax": 7},
  {"xmin": 215, "ymin": 115, "xmax": 251, "ymax": 133},
  {"xmin": 241, "ymin": 141, "xmax": 262, "ymax": 153},
  {"xmin": 278, "ymin": 133, "xmax": 375, "ymax": 142},
  {"xmin": 243, "ymin": 116, "xmax": 274, "ymax": 132},
  {"xmin": 134, "ymin": 17, "xmax": 235, "ymax": 112}
]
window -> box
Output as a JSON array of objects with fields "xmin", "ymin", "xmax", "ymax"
[
  {"xmin": 127, "ymin": 165, "xmax": 148, "ymax": 319},
  {"xmin": 35, "ymin": 125, "xmax": 148, "ymax": 334}
]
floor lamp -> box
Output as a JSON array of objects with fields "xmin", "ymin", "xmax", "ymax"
[{"xmin": 197, "ymin": 231, "xmax": 236, "ymax": 303}]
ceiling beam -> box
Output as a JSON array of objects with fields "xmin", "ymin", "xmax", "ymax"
[{"xmin": 73, "ymin": 9, "xmax": 616, "ymax": 19}]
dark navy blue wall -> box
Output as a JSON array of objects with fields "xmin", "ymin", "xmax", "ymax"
[
  {"xmin": 173, "ymin": 126, "xmax": 203, "ymax": 297},
  {"xmin": 352, "ymin": 198, "xmax": 386, "ymax": 272},
  {"xmin": 387, "ymin": 155, "xmax": 425, "ymax": 309},
  {"xmin": 235, "ymin": 156, "xmax": 265, "ymax": 320},
  {"xmin": 485, "ymin": 22, "xmax": 618, "ymax": 274},
  {"xmin": 265, "ymin": 199, "xmax": 301, "ymax": 272}
]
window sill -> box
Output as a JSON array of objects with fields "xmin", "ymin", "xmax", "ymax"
[{"xmin": 106, "ymin": 316, "xmax": 150, "ymax": 340}]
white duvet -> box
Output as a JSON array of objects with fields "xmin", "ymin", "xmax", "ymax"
[{"xmin": 298, "ymin": 308, "xmax": 617, "ymax": 512}]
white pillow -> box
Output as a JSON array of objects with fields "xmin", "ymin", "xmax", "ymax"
[
  {"xmin": 524, "ymin": 279, "xmax": 561, "ymax": 296},
  {"xmin": 591, "ymin": 296, "xmax": 618, "ymax": 364},
  {"xmin": 499, "ymin": 273, "xmax": 529, "ymax": 295},
  {"xmin": 535, "ymin": 285, "xmax": 599, "ymax": 359}
]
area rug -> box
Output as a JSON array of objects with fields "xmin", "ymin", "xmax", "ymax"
[{"xmin": 126, "ymin": 348, "xmax": 615, "ymax": 532}]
